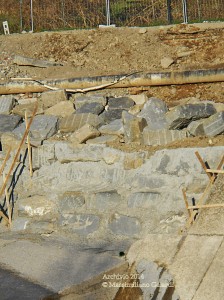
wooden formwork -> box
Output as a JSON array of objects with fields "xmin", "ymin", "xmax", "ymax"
[{"xmin": 182, "ymin": 151, "xmax": 224, "ymax": 231}]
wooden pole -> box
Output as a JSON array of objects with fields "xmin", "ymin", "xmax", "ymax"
[
  {"xmin": 182, "ymin": 189, "xmax": 192, "ymax": 217},
  {"xmin": 0, "ymin": 104, "xmax": 37, "ymax": 202},
  {"xmin": 25, "ymin": 110, "xmax": 33, "ymax": 177},
  {"xmin": 206, "ymin": 169, "xmax": 224, "ymax": 174}
]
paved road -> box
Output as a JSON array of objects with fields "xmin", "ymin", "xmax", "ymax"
[{"xmin": 0, "ymin": 267, "xmax": 53, "ymax": 300}]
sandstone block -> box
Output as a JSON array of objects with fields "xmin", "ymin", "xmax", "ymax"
[
  {"xmin": 59, "ymin": 113, "xmax": 104, "ymax": 133},
  {"xmin": 86, "ymin": 135, "xmax": 118, "ymax": 144},
  {"xmin": 122, "ymin": 111, "xmax": 147, "ymax": 144},
  {"xmin": 143, "ymin": 127, "xmax": 187, "ymax": 146},
  {"xmin": 45, "ymin": 101, "xmax": 75, "ymax": 118},
  {"xmin": 108, "ymin": 214, "xmax": 141, "ymax": 236},
  {"xmin": 40, "ymin": 89, "xmax": 67, "ymax": 109},
  {"xmin": 13, "ymin": 102, "xmax": 44, "ymax": 118},
  {"xmin": 166, "ymin": 103, "xmax": 216, "ymax": 129},
  {"xmin": 161, "ymin": 56, "xmax": 174, "ymax": 68},
  {"xmin": 69, "ymin": 124, "xmax": 100, "ymax": 144}
]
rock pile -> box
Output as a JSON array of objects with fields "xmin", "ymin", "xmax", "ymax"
[{"xmin": 0, "ymin": 90, "xmax": 223, "ymax": 150}]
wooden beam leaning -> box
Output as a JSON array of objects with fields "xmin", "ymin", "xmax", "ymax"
[
  {"xmin": 188, "ymin": 203, "xmax": 224, "ymax": 209},
  {"xmin": 3, "ymin": 172, "xmax": 12, "ymax": 226},
  {"xmin": 182, "ymin": 189, "xmax": 192, "ymax": 218},
  {"xmin": 195, "ymin": 151, "xmax": 212, "ymax": 179},
  {"xmin": 0, "ymin": 104, "xmax": 38, "ymax": 204}
]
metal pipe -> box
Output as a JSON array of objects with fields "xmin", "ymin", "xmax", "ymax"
[{"xmin": 0, "ymin": 68, "xmax": 224, "ymax": 94}]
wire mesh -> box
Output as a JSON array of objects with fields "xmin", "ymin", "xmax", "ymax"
[{"xmin": 0, "ymin": 0, "xmax": 223, "ymax": 33}]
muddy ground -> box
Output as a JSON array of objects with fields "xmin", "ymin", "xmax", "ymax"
[{"xmin": 0, "ymin": 22, "xmax": 223, "ymax": 150}]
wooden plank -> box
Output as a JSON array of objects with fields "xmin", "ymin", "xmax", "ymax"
[
  {"xmin": 182, "ymin": 189, "xmax": 192, "ymax": 217},
  {"xmin": 206, "ymin": 169, "xmax": 224, "ymax": 174},
  {"xmin": 25, "ymin": 111, "xmax": 33, "ymax": 177},
  {"xmin": 195, "ymin": 151, "xmax": 212, "ymax": 179},
  {"xmin": 188, "ymin": 203, "xmax": 224, "ymax": 209},
  {"xmin": 0, "ymin": 104, "xmax": 38, "ymax": 202}
]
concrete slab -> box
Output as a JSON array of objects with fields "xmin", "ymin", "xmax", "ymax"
[
  {"xmin": 193, "ymin": 239, "xmax": 224, "ymax": 300},
  {"xmin": 127, "ymin": 234, "xmax": 182, "ymax": 265},
  {"xmin": 169, "ymin": 235, "xmax": 223, "ymax": 300},
  {"xmin": 0, "ymin": 237, "xmax": 125, "ymax": 292}
]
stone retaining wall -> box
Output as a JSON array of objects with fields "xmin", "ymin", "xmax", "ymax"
[{"xmin": 2, "ymin": 143, "xmax": 223, "ymax": 238}]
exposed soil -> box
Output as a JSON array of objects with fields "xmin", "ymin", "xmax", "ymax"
[{"xmin": 0, "ymin": 22, "xmax": 224, "ymax": 150}]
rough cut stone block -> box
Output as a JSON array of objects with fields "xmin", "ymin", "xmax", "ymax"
[
  {"xmin": 0, "ymin": 114, "xmax": 22, "ymax": 137},
  {"xmin": 59, "ymin": 192, "xmax": 85, "ymax": 213},
  {"xmin": 122, "ymin": 111, "xmax": 147, "ymax": 144},
  {"xmin": 69, "ymin": 124, "xmax": 100, "ymax": 144},
  {"xmin": 13, "ymin": 102, "xmax": 44, "ymax": 118},
  {"xmin": 75, "ymin": 94, "xmax": 107, "ymax": 109},
  {"xmin": 13, "ymin": 115, "xmax": 58, "ymax": 140},
  {"xmin": 18, "ymin": 97, "xmax": 37, "ymax": 105},
  {"xmin": 108, "ymin": 97, "xmax": 135, "ymax": 110},
  {"xmin": 40, "ymin": 89, "xmax": 67, "ymax": 109},
  {"xmin": 202, "ymin": 111, "xmax": 224, "ymax": 136},
  {"xmin": 128, "ymin": 192, "xmax": 161, "ymax": 208},
  {"xmin": 60, "ymin": 214, "xmax": 100, "ymax": 235},
  {"xmin": 32, "ymin": 141, "xmax": 56, "ymax": 169},
  {"xmin": 187, "ymin": 120, "xmax": 205, "ymax": 136},
  {"xmin": 166, "ymin": 103, "xmax": 216, "ymax": 129},
  {"xmin": 143, "ymin": 127, "xmax": 187, "ymax": 146},
  {"xmin": 89, "ymin": 191, "xmax": 121, "ymax": 211},
  {"xmin": 0, "ymin": 132, "xmax": 21, "ymax": 151},
  {"xmin": 108, "ymin": 214, "xmax": 141, "ymax": 236},
  {"xmin": 45, "ymin": 101, "xmax": 75, "ymax": 118},
  {"xmin": 129, "ymin": 94, "xmax": 147, "ymax": 105},
  {"xmin": 138, "ymin": 97, "xmax": 168, "ymax": 130},
  {"xmin": 75, "ymin": 102, "xmax": 104, "ymax": 115},
  {"xmin": 18, "ymin": 195, "xmax": 55, "ymax": 218},
  {"xmin": 86, "ymin": 135, "xmax": 118, "ymax": 144},
  {"xmin": 0, "ymin": 95, "xmax": 15, "ymax": 114},
  {"xmin": 101, "ymin": 109, "xmax": 124, "ymax": 123},
  {"xmin": 99, "ymin": 119, "xmax": 124, "ymax": 136},
  {"xmin": 59, "ymin": 113, "xmax": 104, "ymax": 133}
]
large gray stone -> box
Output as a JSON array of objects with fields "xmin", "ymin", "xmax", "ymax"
[
  {"xmin": 143, "ymin": 127, "xmax": 187, "ymax": 146},
  {"xmin": 75, "ymin": 102, "xmax": 104, "ymax": 115},
  {"xmin": 128, "ymin": 192, "xmax": 161, "ymax": 208},
  {"xmin": 86, "ymin": 135, "xmax": 118, "ymax": 144},
  {"xmin": 202, "ymin": 111, "xmax": 224, "ymax": 136},
  {"xmin": 101, "ymin": 109, "xmax": 124, "ymax": 123},
  {"xmin": 13, "ymin": 115, "xmax": 58, "ymax": 140},
  {"xmin": 108, "ymin": 96, "xmax": 135, "ymax": 110},
  {"xmin": 0, "ymin": 95, "xmax": 15, "ymax": 114},
  {"xmin": 187, "ymin": 120, "xmax": 205, "ymax": 136},
  {"xmin": 89, "ymin": 191, "xmax": 121, "ymax": 211},
  {"xmin": 166, "ymin": 103, "xmax": 216, "ymax": 129},
  {"xmin": 58, "ymin": 192, "xmax": 85, "ymax": 213},
  {"xmin": 60, "ymin": 214, "xmax": 100, "ymax": 235},
  {"xmin": 75, "ymin": 94, "xmax": 107, "ymax": 109},
  {"xmin": 99, "ymin": 119, "xmax": 124, "ymax": 136},
  {"xmin": 0, "ymin": 114, "xmax": 22, "ymax": 137},
  {"xmin": 138, "ymin": 97, "xmax": 168, "ymax": 130},
  {"xmin": 13, "ymin": 102, "xmax": 44, "ymax": 118},
  {"xmin": 108, "ymin": 214, "xmax": 141, "ymax": 236},
  {"xmin": 44, "ymin": 101, "xmax": 75, "ymax": 118},
  {"xmin": 122, "ymin": 111, "xmax": 147, "ymax": 144},
  {"xmin": 59, "ymin": 113, "xmax": 104, "ymax": 133}
]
